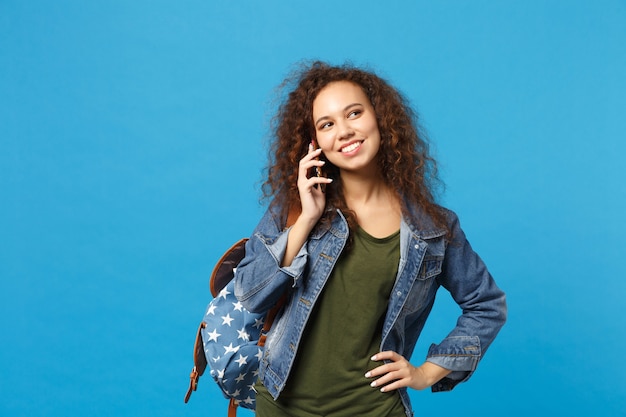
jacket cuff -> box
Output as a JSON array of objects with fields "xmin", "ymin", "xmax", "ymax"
[
  {"xmin": 429, "ymin": 374, "xmax": 468, "ymax": 392},
  {"xmin": 425, "ymin": 336, "xmax": 481, "ymax": 392},
  {"xmin": 263, "ymin": 227, "xmax": 308, "ymax": 286}
]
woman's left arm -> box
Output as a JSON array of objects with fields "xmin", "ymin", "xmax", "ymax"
[
  {"xmin": 367, "ymin": 211, "xmax": 507, "ymax": 392},
  {"xmin": 424, "ymin": 211, "xmax": 507, "ymax": 390}
]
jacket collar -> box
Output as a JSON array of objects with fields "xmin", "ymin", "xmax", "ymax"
[
  {"xmin": 402, "ymin": 199, "xmax": 448, "ymax": 240},
  {"xmin": 319, "ymin": 202, "xmax": 446, "ymax": 241}
]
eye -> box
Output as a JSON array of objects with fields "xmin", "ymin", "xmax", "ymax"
[
  {"xmin": 318, "ymin": 121, "xmax": 333, "ymax": 130},
  {"xmin": 347, "ymin": 109, "xmax": 362, "ymax": 118}
]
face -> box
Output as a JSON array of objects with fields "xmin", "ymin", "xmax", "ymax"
[{"xmin": 312, "ymin": 81, "xmax": 381, "ymax": 175}]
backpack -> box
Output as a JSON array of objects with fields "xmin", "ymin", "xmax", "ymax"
[{"xmin": 183, "ymin": 237, "xmax": 286, "ymax": 416}]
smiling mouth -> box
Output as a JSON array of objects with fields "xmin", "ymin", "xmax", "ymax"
[{"xmin": 341, "ymin": 141, "xmax": 363, "ymax": 153}]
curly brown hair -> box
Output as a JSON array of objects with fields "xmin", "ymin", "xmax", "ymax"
[{"xmin": 263, "ymin": 60, "xmax": 447, "ymax": 233}]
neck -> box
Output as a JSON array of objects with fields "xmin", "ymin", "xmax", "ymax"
[
  {"xmin": 339, "ymin": 167, "xmax": 402, "ymax": 237},
  {"xmin": 340, "ymin": 167, "xmax": 393, "ymax": 207}
]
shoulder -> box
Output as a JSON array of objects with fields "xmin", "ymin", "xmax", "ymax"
[
  {"xmin": 255, "ymin": 200, "xmax": 301, "ymax": 233},
  {"xmin": 254, "ymin": 201, "xmax": 286, "ymax": 233},
  {"xmin": 403, "ymin": 200, "xmax": 456, "ymax": 239}
]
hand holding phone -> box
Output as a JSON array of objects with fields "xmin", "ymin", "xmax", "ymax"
[{"xmin": 310, "ymin": 140, "xmax": 326, "ymax": 193}]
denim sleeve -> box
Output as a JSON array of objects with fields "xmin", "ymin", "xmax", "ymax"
[
  {"xmin": 426, "ymin": 211, "xmax": 507, "ymax": 392},
  {"xmin": 234, "ymin": 206, "xmax": 308, "ymax": 313}
]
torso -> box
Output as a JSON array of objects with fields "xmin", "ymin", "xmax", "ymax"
[{"xmin": 255, "ymin": 226, "xmax": 406, "ymax": 417}]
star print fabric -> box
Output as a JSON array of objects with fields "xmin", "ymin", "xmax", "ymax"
[{"xmin": 201, "ymin": 280, "xmax": 266, "ymax": 409}]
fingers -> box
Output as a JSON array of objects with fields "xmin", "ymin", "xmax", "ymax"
[
  {"xmin": 298, "ymin": 148, "xmax": 332, "ymax": 192},
  {"xmin": 371, "ymin": 374, "xmax": 410, "ymax": 393},
  {"xmin": 365, "ymin": 351, "xmax": 415, "ymax": 393},
  {"xmin": 370, "ymin": 351, "xmax": 400, "ymax": 362},
  {"xmin": 299, "ymin": 148, "xmax": 324, "ymax": 177},
  {"xmin": 295, "ymin": 146, "xmax": 332, "ymax": 223}
]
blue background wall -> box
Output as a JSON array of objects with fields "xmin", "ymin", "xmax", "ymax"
[{"xmin": 1, "ymin": 1, "xmax": 625, "ymax": 416}]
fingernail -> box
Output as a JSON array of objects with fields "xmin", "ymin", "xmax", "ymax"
[
  {"xmin": 370, "ymin": 381, "xmax": 376, "ymax": 387},
  {"xmin": 365, "ymin": 372, "xmax": 371, "ymax": 378},
  {"xmin": 371, "ymin": 355, "xmax": 377, "ymax": 361}
]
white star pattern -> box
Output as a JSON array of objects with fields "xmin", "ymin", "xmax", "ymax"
[
  {"xmin": 235, "ymin": 354, "xmax": 248, "ymax": 367},
  {"xmin": 223, "ymin": 343, "xmax": 240, "ymax": 355},
  {"xmin": 218, "ymin": 287, "xmax": 231, "ymax": 300},
  {"xmin": 206, "ymin": 304, "xmax": 216, "ymax": 315},
  {"xmin": 202, "ymin": 281, "xmax": 270, "ymax": 407},
  {"xmin": 221, "ymin": 313, "xmax": 234, "ymax": 326},
  {"xmin": 237, "ymin": 328, "xmax": 250, "ymax": 341},
  {"xmin": 207, "ymin": 329, "xmax": 221, "ymax": 342}
]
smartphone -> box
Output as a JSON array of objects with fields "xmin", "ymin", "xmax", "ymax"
[{"xmin": 311, "ymin": 139, "xmax": 326, "ymax": 193}]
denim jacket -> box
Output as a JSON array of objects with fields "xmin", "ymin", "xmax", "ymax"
[{"xmin": 234, "ymin": 203, "xmax": 506, "ymax": 416}]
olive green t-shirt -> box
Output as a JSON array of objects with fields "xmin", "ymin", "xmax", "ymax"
[{"xmin": 256, "ymin": 227, "xmax": 406, "ymax": 417}]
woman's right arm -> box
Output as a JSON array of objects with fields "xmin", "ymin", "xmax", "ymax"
[
  {"xmin": 234, "ymin": 206, "xmax": 303, "ymax": 313},
  {"xmin": 282, "ymin": 145, "xmax": 332, "ymax": 266},
  {"xmin": 235, "ymin": 145, "xmax": 332, "ymax": 312}
]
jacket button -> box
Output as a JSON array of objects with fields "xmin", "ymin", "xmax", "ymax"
[
  {"xmin": 396, "ymin": 291, "xmax": 402, "ymax": 297},
  {"xmin": 414, "ymin": 244, "xmax": 420, "ymax": 249}
]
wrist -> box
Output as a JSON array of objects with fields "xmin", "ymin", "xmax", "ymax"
[
  {"xmin": 294, "ymin": 212, "xmax": 320, "ymax": 231},
  {"xmin": 418, "ymin": 362, "xmax": 451, "ymax": 387}
]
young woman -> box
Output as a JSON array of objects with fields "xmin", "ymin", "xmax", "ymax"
[{"xmin": 234, "ymin": 61, "xmax": 507, "ymax": 417}]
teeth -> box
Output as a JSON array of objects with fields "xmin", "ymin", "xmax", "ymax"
[{"xmin": 341, "ymin": 142, "xmax": 361, "ymax": 153}]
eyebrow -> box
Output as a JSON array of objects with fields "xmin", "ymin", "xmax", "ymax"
[{"xmin": 314, "ymin": 103, "xmax": 362, "ymax": 126}]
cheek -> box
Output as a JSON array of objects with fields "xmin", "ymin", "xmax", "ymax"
[
  {"xmin": 366, "ymin": 117, "xmax": 380, "ymax": 136},
  {"xmin": 315, "ymin": 134, "xmax": 341, "ymax": 164},
  {"xmin": 315, "ymin": 133, "xmax": 333, "ymax": 152},
  {"xmin": 367, "ymin": 121, "xmax": 382, "ymax": 145}
]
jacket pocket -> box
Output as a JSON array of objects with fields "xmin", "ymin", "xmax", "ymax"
[
  {"xmin": 418, "ymin": 256, "xmax": 443, "ymax": 279},
  {"xmin": 403, "ymin": 256, "xmax": 442, "ymax": 314}
]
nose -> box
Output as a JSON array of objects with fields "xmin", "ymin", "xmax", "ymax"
[{"xmin": 336, "ymin": 120, "xmax": 354, "ymax": 140}]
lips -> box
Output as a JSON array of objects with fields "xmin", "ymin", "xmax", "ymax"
[{"xmin": 340, "ymin": 141, "xmax": 363, "ymax": 153}]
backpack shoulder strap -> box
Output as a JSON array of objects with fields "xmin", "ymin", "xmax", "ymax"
[
  {"xmin": 209, "ymin": 238, "xmax": 248, "ymax": 297},
  {"xmin": 184, "ymin": 321, "xmax": 207, "ymax": 403},
  {"xmin": 209, "ymin": 206, "xmax": 300, "ymax": 297}
]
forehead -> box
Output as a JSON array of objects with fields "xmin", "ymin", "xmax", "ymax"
[{"xmin": 312, "ymin": 81, "xmax": 371, "ymax": 115}]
